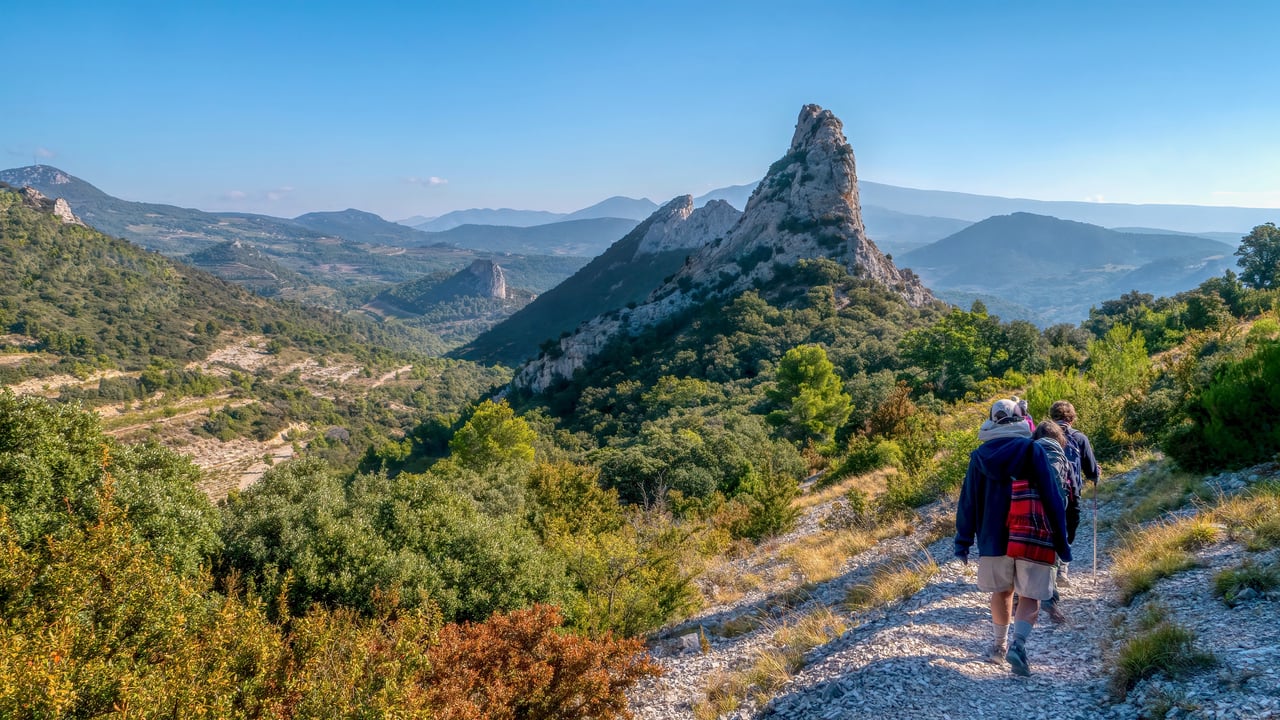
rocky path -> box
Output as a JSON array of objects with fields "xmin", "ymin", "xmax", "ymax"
[{"xmin": 632, "ymin": 463, "xmax": 1280, "ymax": 720}]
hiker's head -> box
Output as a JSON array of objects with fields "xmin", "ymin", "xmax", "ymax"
[
  {"xmin": 1049, "ymin": 400, "xmax": 1077, "ymax": 424},
  {"xmin": 1032, "ymin": 420, "xmax": 1067, "ymax": 447},
  {"xmin": 1015, "ymin": 397, "xmax": 1029, "ymax": 416},
  {"xmin": 990, "ymin": 398, "xmax": 1022, "ymax": 424}
]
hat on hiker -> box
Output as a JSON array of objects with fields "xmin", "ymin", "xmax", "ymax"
[{"xmin": 990, "ymin": 398, "xmax": 1021, "ymax": 423}]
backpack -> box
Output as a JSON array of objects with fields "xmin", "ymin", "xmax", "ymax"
[
  {"xmin": 1057, "ymin": 422, "xmax": 1084, "ymax": 497},
  {"xmin": 1007, "ymin": 476, "xmax": 1057, "ymax": 565}
]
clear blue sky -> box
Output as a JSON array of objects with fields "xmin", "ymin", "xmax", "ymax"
[{"xmin": 4, "ymin": 1, "xmax": 1278, "ymax": 219}]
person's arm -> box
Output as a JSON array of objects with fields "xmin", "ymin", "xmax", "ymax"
[
  {"xmin": 1030, "ymin": 442, "xmax": 1072, "ymax": 563},
  {"xmin": 954, "ymin": 455, "xmax": 979, "ymax": 560},
  {"xmin": 1078, "ymin": 431, "xmax": 1100, "ymax": 483}
]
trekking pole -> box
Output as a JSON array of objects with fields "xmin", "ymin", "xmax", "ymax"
[{"xmin": 1092, "ymin": 480, "xmax": 1099, "ymax": 589}]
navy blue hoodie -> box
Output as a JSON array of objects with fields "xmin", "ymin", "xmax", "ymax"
[{"xmin": 954, "ymin": 435, "xmax": 1072, "ymax": 562}]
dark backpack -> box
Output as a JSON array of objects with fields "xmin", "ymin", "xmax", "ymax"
[{"xmin": 1057, "ymin": 422, "xmax": 1084, "ymax": 496}]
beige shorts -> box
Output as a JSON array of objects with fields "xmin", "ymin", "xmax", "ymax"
[{"xmin": 977, "ymin": 555, "xmax": 1055, "ymax": 600}]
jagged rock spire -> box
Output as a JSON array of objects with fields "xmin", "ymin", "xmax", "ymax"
[{"xmin": 515, "ymin": 104, "xmax": 934, "ymax": 392}]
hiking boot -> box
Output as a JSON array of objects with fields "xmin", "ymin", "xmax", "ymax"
[
  {"xmin": 1006, "ymin": 643, "xmax": 1031, "ymax": 676},
  {"xmin": 985, "ymin": 642, "xmax": 1007, "ymax": 665},
  {"xmin": 1057, "ymin": 564, "xmax": 1072, "ymax": 588},
  {"xmin": 1046, "ymin": 603, "xmax": 1068, "ymax": 625}
]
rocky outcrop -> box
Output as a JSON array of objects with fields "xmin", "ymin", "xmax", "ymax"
[
  {"xmin": 636, "ymin": 199, "xmax": 740, "ymax": 256},
  {"xmin": 3, "ymin": 183, "xmax": 85, "ymax": 225},
  {"xmin": 463, "ymin": 259, "xmax": 508, "ymax": 299},
  {"xmin": 515, "ymin": 104, "xmax": 935, "ymax": 392}
]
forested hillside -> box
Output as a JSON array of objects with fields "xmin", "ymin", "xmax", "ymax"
[{"xmin": 0, "ymin": 187, "xmax": 447, "ymax": 378}]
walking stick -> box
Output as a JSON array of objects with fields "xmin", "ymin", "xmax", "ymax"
[{"xmin": 1092, "ymin": 480, "xmax": 1099, "ymax": 588}]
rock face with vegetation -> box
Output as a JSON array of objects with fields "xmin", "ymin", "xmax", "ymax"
[
  {"xmin": 516, "ymin": 104, "xmax": 932, "ymax": 392},
  {"xmin": 453, "ymin": 194, "xmax": 741, "ymax": 366}
]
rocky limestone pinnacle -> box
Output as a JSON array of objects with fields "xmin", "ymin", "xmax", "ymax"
[
  {"xmin": 515, "ymin": 104, "xmax": 935, "ymax": 392},
  {"xmin": 465, "ymin": 259, "xmax": 507, "ymax": 299}
]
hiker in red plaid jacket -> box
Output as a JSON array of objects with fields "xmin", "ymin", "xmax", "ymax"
[{"xmin": 954, "ymin": 399, "xmax": 1072, "ymax": 676}]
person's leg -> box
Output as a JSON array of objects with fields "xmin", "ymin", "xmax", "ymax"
[
  {"xmin": 979, "ymin": 557, "xmax": 1017, "ymax": 664},
  {"xmin": 1065, "ymin": 492, "xmax": 1081, "ymax": 545},
  {"xmin": 987, "ymin": 590, "xmax": 1013, "ymax": 663},
  {"xmin": 991, "ymin": 589, "xmax": 1013, "ymax": 625},
  {"xmin": 1007, "ymin": 560, "xmax": 1053, "ymax": 676}
]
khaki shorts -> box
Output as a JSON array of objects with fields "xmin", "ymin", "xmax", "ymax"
[{"xmin": 977, "ymin": 555, "xmax": 1055, "ymax": 600}]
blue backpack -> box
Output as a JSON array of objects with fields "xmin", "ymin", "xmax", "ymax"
[{"xmin": 1057, "ymin": 422, "xmax": 1084, "ymax": 497}]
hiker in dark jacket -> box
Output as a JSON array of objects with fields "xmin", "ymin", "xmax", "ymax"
[
  {"xmin": 1032, "ymin": 420, "xmax": 1071, "ymax": 624},
  {"xmin": 955, "ymin": 399, "xmax": 1072, "ymax": 676},
  {"xmin": 1049, "ymin": 400, "xmax": 1100, "ymax": 586}
]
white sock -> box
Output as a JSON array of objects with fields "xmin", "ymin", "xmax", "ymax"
[{"xmin": 993, "ymin": 622, "xmax": 1009, "ymax": 645}]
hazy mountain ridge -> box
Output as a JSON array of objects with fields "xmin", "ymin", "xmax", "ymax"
[
  {"xmin": 901, "ymin": 212, "xmax": 1238, "ymax": 324},
  {"xmin": 419, "ymin": 217, "xmax": 640, "ymax": 256}
]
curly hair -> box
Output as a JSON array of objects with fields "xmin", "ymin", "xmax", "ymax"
[{"xmin": 1049, "ymin": 400, "xmax": 1077, "ymax": 424}]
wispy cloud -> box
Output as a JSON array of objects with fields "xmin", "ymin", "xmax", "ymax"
[
  {"xmin": 220, "ymin": 186, "xmax": 294, "ymax": 204},
  {"xmin": 1082, "ymin": 194, "xmax": 1106, "ymax": 203},
  {"xmin": 404, "ymin": 175, "xmax": 448, "ymax": 186}
]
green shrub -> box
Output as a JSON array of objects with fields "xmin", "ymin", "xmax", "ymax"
[
  {"xmin": 1213, "ymin": 562, "xmax": 1280, "ymax": 606},
  {"xmin": 1110, "ymin": 620, "xmax": 1215, "ymax": 699},
  {"xmin": 1165, "ymin": 341, "xmax": 1280, "ymax": 471},
  {"xmin": 0, "ymin": 391, "xmax": 219, "ymax": 575},
  {"xmin": 729, "ymin": 469, "xmax": 800, "ymax": 541},
  {"xmin": 834, "ymin": 436, "xmax": 901, "ymax": 479}
]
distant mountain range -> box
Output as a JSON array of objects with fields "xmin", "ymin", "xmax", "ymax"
[
  {"xmin": 0, "ymin": 166, "xmax": 593, "ymax": 329},
  {"xmin": 900, "ymin": 212, "xmax": 1237, "ymax": 325},
  {"xmin": 395, "ymin": 179, "xmax": 1271, "ymax": 259},
  {"xmin": 410, "ymin": 196, "xmax": 662, "ymax": 232},
  {"xmin": 421, "ymin": 217, "xmax": 640, "ymax": 256}
]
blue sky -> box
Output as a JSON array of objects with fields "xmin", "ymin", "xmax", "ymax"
[{"xmin": 4, "ymin": 1, "xmax": 1279, "ymax": 219}]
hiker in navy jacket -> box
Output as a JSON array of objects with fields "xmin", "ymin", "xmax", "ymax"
[{"xmin": 954, "ymin": 399, "xmax": 1072, "ymax": 676}]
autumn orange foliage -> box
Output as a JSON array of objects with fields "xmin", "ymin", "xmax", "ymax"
[{"xmin": 425, "ymin": 605, "xmax": 660, "ymax": 720}]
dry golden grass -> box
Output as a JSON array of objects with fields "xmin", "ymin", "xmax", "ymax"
[
  {"xmin": 1210, "ymin": 481, "xmax": 1280, "ymax": 551},
  {"xmin": 700, "ymin": 566, "xmax": 766, "ymax": 606},
  {"xmin": 1112, "ymin": 516, "xmax": 1221, "ymax": 604},
  {"xmin": 873, "ymin": 514, "xmax": 915, "ymax": 540},
  {"xmin": 694, "ymin": 671, "xmax": 746, "ymax": 720},
  {"xmin": 797, "ymin": 467, "xmax": 894, "ymax": 512},
  {"xmin": 716, "ymin": 613, "xmax": 766, "ymax": 639},
  {"xmin": 693, "ymin": 606, "xmax": 849, "ymax": 719},
  {"xmin": 845, "ymin": 554, "xmax": 939, "ymax": 611},
  {"xmin": 779, "ymin": 529, "xmax": 876, "ymax": 585}
]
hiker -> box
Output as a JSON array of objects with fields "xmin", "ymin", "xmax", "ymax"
[
  {"xmin": 978, "ymin": 398, "xmax": 1032, "ymax": 442},
  {"xmin": 1032, "ymin": 420, "xmax": 1072, "ymax": 624},
  {"xmin": 1013, "ymin": 396, "xmax": 1035, "ymax": 433},
  {"xmin": 955, "ymin": 399, "xmax": 1071, "ymax": 676},
  {"xmin": 1049, "ymin": 400, "xmax": 1100, "ymax": 587}
]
